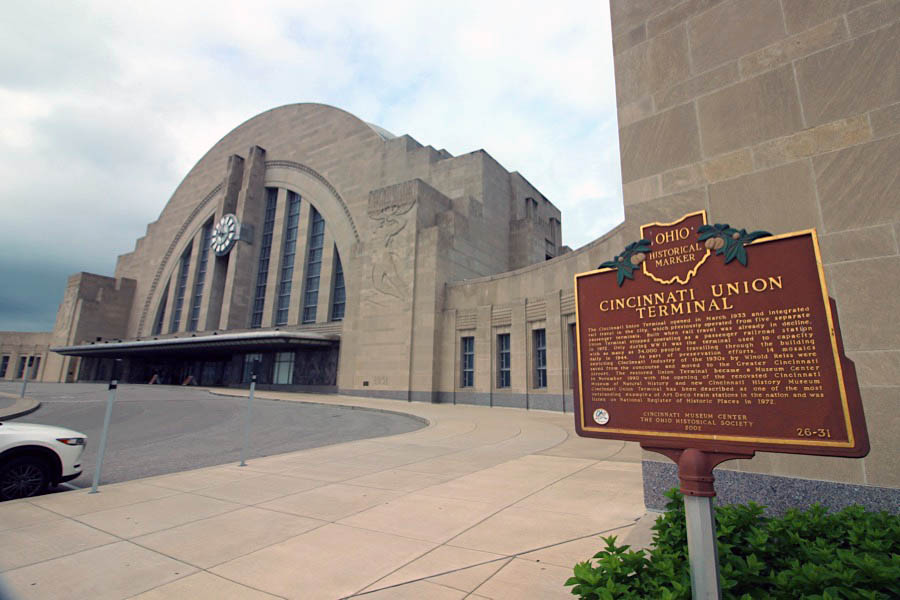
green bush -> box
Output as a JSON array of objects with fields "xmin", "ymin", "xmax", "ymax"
[{"xmin": 565, "ymin": 489, "xmax": 899, "ymax": 599}]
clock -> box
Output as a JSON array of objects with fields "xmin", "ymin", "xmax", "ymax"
[{"xmin": 211, "ymin": 214, "xmax": 240, "ymax": 256}]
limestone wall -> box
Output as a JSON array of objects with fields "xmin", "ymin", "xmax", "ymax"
[
  {"xmin": 608, "ymin": 0, "xmax": 899, "ymax": 503},
  {"xmin": 436, "ymin": 0, "xmax": 897, "ymax": 509},
  {"xmin": 41, "ymin": 273, "xmax": 136, "ymax": 383},
  {"xmin": 0, "ymin": 331, "xmax": 51, "ymax": 382}
]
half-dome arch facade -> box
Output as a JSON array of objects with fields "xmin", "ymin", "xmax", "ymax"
[{"xmin": 43, "ymin": 103, "xmax": 565, "ymax": 396}]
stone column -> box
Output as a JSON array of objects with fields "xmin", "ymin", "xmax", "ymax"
[
  {"xmin": 475, "ymin": 305, "xmax": 492, "ymax": 405},
  {"xmin": 220, "ymin": 146, "xmax": 267, "ymax": 330},
  {"xmin": 204, "ymin": 154, "xmax": 244, "ymax": 331},
  {"xmin": 408, "ymin": 226, "xmax": 442, "ymax": 403},
  {"xmin": 545, "ymin": 290, "xmax": 564, "ymax": 411},
  {"xmin": 562, "ymin": 314, "xmax": 576, "ymax": 413},
  {"xmin": 7, "ymin": 352, "xmax": 20, "ymax": 381},
  {"xmin": 511, "ymin": 303, "xmax": 528, "ymax": 403}
]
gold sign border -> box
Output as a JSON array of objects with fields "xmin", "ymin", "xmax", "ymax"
[
  {"xmin": 640, "ymin": 210, "xmax": 712, "ymax": 285},
  {"xmin": 573, "ymin": 228, "xmax": 855, "ymax": 449}
]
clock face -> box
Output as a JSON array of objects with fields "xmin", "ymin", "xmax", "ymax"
[{"xmin": 211, "ymin": 214, "xmax": 239, "ymax": 256}]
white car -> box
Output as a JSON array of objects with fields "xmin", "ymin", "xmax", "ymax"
[{"xmin": 0, "ymin": 422, "xmax": 87, "ymax": 500}]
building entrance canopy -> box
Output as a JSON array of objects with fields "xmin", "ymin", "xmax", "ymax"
[{"xmin": 51, "ymin": 330, "xmax": 338, "ymax": 359}]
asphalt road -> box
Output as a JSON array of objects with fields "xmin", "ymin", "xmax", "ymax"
[{"xmin": 1, "ymin": 382, "xmax": 424, "ymax": 489}]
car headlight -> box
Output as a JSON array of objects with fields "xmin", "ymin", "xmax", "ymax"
[{"xmin": 57, "ymin": 437, "xmax": 86, "ymax": 446}]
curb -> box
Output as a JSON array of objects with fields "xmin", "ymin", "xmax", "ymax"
[
  {"xmin": 0, "ymin": 394, "xmax": 41, "ymax": 420},
  {"xmin": 205, "ymin": 389, "xmax": 432, "ymax": 428}
]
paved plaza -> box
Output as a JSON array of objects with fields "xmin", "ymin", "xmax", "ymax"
[
  {"xmin": 0, "ymin": 388, "xmax": 646, "ymax": 599},
  {"xmin": 2, "ymin": 383, "xmax": 424, "ymax": 486}
]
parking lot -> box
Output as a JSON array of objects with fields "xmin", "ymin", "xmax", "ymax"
[{"xmin": 2, "ymin": 382, "xmax": 425, "ymax": 489}]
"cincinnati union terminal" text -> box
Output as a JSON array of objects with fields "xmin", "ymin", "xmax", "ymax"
[{"xmin": 597, "ymin": 276, "xmax": 784, "ymax": 319}]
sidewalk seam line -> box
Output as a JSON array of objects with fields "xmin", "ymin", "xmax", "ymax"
[
  {"xmin": 350, "ymin": 456, "xmax": 606, "ymax": 596},
  {"xmin": 343, "ymin": 522, "xmax": 635, "ymax": 598}
]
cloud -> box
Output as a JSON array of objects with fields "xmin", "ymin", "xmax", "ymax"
[
  {"xmin": 0, "ymin": 1, "xmax": 117, "ymax": 92},
  {"xmin": 0, "ymin": 0, "xmax": 623, "ymax": 332},
  {"xmin": 0, "ymin": 260, "xmax": 75, "ymax": 332}
]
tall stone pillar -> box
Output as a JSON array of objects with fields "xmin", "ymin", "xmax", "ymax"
[
  {"xmin": 475, "ymin": 305, "xmax": 492, "ymax": 405},
  {"xmin": 204, "ymin": 154, "xmax": 244, "ymax": 331},
  {"xmin": 544, "ymin": 290, "xmax": 563, "ymax": 411},
  {"xmin": 219, "ymin": 146, "xmax": 267, "ymax": 330}
]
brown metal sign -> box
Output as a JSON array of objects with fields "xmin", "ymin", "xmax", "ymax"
[{"xmin": 574, "ymin": 211, "xmax": 869, "ymax": 458}]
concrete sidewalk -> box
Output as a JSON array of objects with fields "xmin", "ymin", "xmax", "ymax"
[
  {"xmin": 0, "ymin": 392, "xmax": 40, "ymax": 421},
  {"xmin": 0, "ymin": 390, "xmax": 646, "ymax": 599}
]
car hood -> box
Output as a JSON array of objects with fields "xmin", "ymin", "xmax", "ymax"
[{"xmin": 0, "ymin": 422, "xmax": 87, "ymax": 439}]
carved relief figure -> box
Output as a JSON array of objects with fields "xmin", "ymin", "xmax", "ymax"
[{"xmin": 367, "ymin": 192, "xmax": 416, "ymax": 301}]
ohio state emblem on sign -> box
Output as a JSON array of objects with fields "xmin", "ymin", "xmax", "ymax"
[{"xmin": 640, "ymin": 211, "xmax": 711, "ymax": 285}]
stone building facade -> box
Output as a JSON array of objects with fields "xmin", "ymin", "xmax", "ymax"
[
  {"xmin": 4, "ymin": 103, "xmax": 568, "ymax": 408},
  {"xmin": 0, "ymin": 332, "xmax": 50, "ymax": 383},
  {"xmin": 1, "ymin": 0, "xmax": 896, "ymax": 510},
  {"xmin": 604, "ymin": 0, "xmax": 899, "ymax": 510}
]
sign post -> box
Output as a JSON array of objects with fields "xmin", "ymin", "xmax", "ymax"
[
  {"xmin": 573, "ymin": 211, "xmax": 869, "ymax": 599},
  {"xmin": 90, "ymin": 359, "xmax": 123, "ymax": 494},
  {"xmin": 684, "ymin": 493, "xmax": 719, "ymax": 598},
  {"xmin": 19, "ymin": 356, "xmax": 31, "ymax": 399},
  {"xmin": 239, "ymin": 360, "xmax": 260, "ymax": 467}
]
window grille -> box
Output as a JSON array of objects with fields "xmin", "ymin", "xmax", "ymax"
[
  {"xmin": 251, "ymin": 188, "xmax": 278, "ymax": 328},
  {"xmin": 460, "ymin": 336, "xmax": 474, "ymax": 387},
  {"xmin": 533, "ymin": 328, "xmax": 547, "ymax": 388},
  {"xmin": 330, "ymin": 249, "xmax": 345, "ymax": 321},
  {"xmin": 188, "ymin": 220, "xmax": 213, "ymax": 331},
  {"xmin": 497, "ymin": 333, "xmax": 511, "ymax": 388},
  {"xmin": 152, "ymin": 283, "xmax": 169, "ymax": 335},
  {"xmin": 302, "ymin": 207, "xmax": 325, "ymax": 324},
  {"xmin": 274, "ymin": 191, "xmax": 301, "ymax": 325},
  {"xmin": 170, "ymin": 242, "xmax": 193, "ymax": 332}
]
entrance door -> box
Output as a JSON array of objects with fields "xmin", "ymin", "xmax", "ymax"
[{"xmin": 201, "ymin": 361, "xmax": 225, "ymax": 386}]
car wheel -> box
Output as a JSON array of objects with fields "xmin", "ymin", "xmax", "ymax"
[{"xmin": 0, "ymin": 456, "xmax": 51, "ymax": 500}]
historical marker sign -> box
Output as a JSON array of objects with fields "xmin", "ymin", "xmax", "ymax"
[{"xmin": 574, "ymin": 211, "xmax": 868, "ymax": 458}]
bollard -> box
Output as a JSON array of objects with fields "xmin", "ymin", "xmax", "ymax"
[
  {"xmin": 239, "ymin": 374, "xmax": 256, "ymax": 467},
  {"xmin": 19, "ymin": 356, "xmax": 31, "ymax": 399},
  {"xmin": 90, "ymin": 379, "xmax": 117, "ymax": 493},
  {"xmin": 90, "ymin": 359, "xmax": 122, "ymax": 494}
]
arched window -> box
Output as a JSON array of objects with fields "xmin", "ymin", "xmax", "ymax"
[
  {"xmin": 188, "ymin": 220, "xmax": 213, "ymax": 331},
  {"xmin": 251, "ymin": 188, "xmax": 278, "ymax": 328},
  {"xmin": 152, "ymin": 282, "xmax": 170, "ymax": 335},
  {"xmin": 169, "ymin": 242, "xmax": 193, "ymax": 332},
  {"xmin": 330, "ymin": 249, "xmax": 345, "ymax": 321},
  {"xmin": 301, "ymin": 207, "xmax": 325, "ymax": 323},
  {"xmin": 274, "ymin": 191, "xmax": 301, "ymax": 325}
]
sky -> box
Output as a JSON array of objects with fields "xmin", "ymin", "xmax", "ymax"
[{"xmin": 0, "ymin": 0, "xmax": 623, "ymax": 332}]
